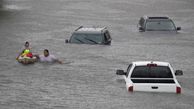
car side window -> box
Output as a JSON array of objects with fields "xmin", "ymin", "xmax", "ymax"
[{"xmin": 126, "ymin": 64, "xmax": 132, "ymax": 77}]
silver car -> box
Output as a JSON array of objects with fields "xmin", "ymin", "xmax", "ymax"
[{"xmin": 138, "ymin": 16, "xmax": 181, "ymax": 32}]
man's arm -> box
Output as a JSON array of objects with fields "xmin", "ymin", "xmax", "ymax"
[
  {"xmin": 52, "ymin": 55, "xmax": 63, "ymax": 64},
  {"xmin": 56, "ymin": 59, "xmax": 63, "ymax": 64},
  {"xmin": 34, "ymin": 54, "xmax": 40, "ymax": 60}
]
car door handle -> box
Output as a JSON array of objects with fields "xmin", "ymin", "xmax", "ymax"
[{"xmin": 151, "ymin": 86, "xmax": 158, "ymax": 89}]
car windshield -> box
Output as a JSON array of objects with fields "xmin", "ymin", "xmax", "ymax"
[
  {"xmin": 131, "ymin": 66, "xmax": 173, "ymax": 78},
  {"xmin": 145, "ymin": 20, "xmax": 176, "ymax": 31},
  {"xmin": 70, "ymin": 33, "xmax": 104, "ymax": 44}
]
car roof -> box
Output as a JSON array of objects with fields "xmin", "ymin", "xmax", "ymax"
[
  {"xmin": 143, "ymin": 15, "xmax": 170, "ymax": 20},
  {"xmin": 132, "ymin": 61, "xmax": 170, "ymax": 66},
  {"xmin": 74, "ymin": 26, "xmax": 107, "ymax": 34}
]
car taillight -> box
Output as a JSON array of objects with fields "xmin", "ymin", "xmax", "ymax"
[
  {"xmin": 147, "ymin": 64, "xmax": 157, "ymax": 67},
  {"xmin": 176, "ymin": 87, "xmax": 181, "ymax": 94},
  {"xmin": 128, "ymin": 86, "xmax": 133, "ymax": 92}
]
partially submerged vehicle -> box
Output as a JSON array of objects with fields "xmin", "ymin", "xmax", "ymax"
[
  {"xmin": 66, "ymin": 26, "xmax": 112, "ymax": 45},
  {"xmin": 116, "ymin": 61, "xmax": 183, "ymax": 94},
  {"xmin": 138, "ymin": 16, "xmax": 181, "ymax": 32}
]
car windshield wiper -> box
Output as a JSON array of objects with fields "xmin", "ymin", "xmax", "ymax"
[
  {"xmin": 84, "ymin": 37, "xmax": 98, "ymax": 44},
  {"xmin": 74, "ymin": 37, "xmax": 84, "ymax": 43}
]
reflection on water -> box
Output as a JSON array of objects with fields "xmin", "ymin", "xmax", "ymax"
[
  {"xmin": 3, "ymin": 4, "xmax": 31, "ymax": 10},
  {"xmin": 0, "ymin": 0, "xmax": 30, "ymax": 11},
  {"xmin": 0, "ymin": 0, "xmax": 4, "ymax": 9}
]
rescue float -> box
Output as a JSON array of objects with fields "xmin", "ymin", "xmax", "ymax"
[
  {"xmin": 17, "ymin": 56, "xmax": 37, "ymax": 64},
  {"xmin": 17, "ymin": 49, "xmax": 37, "ymax": 64}
]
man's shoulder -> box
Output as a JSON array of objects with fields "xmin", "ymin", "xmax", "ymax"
[{"xmin": 49, "ymin": 54, "xmax": 57, "ymax": 59}]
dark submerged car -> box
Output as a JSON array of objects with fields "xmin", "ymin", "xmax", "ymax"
[{"xmin": 66, "ymin": 26, "xmax": 112, "ymax": 45}]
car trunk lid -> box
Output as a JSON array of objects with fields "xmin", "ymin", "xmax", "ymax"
[{"xmin": 132, "ymin": 83, "xmax": 180, "ymax": 93}]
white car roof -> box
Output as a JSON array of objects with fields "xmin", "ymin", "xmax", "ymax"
[
  {"xmin": 78, "ymin": 27, "xmax": 105, "ymax": 32},
  {"xmin": 143, "ymin": 15, "xmax": 170, "ymax": 19},
  {"xmin": 74, "ymin": 27, "xmax": 107, "ymax": 34},
  {"xmin": 132, "ymin": 61, "xmax": 170, "ymax": 66}
]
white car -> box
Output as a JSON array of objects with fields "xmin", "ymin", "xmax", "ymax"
[{"xmin": 116, "ymin": 61, "xmax": 183, "ymax": 94}]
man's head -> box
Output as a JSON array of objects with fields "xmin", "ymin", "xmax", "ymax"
[
  {"xmin": 25, "ymin": 41, "xmax": 29, "ymax": 48},
  {"xmin": 44, "ymin": 49, "xmax": 49, "ymax": 57}
]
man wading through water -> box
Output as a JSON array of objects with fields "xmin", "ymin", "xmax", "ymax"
[{"xmin": 35, "ymin": 49, "xmax": 63, "ymax": 64}]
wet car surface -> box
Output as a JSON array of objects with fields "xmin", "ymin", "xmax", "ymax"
[{"xmin": 0, "ymin": 0, "xmax": 194, "ymax": 109}]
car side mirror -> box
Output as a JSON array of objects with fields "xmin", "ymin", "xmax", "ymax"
[
  {"xmin": 175, "ymin": 70, "xmax": 183, "ymax": 76},
  {"xmin": 105, "ymin": 40, "xmax": 111, "ymax": 45},
  {"xmin": 139, "ymin": 27, "xmax": 144, "ymax": 32},
  {"xmin": 116, "ymin": 70, "xmax": 126, "ymax": 75},
  {"xmin": 65, "ymin": 39, "xmax": 69, "ymax": 43},
  {"xmin": 176, "ymin": 27, "xmax": 181, "ymax": 31}
]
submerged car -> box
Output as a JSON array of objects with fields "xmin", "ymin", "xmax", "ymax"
[
  {"xmin": 66, "ymin": 26, "xmax": 112, "ymax": 45},
  {"xmin": 116, "ymin": 61, "xmax": 183, "ymax": 94},
  {"xmin": 138, "ymin": 16, "xmax": 181, "ymax": 32}
]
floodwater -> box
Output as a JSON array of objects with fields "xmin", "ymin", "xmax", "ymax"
[{"xmin": 0, "ymin": 0, "xmax": 194, "ymax": 109}]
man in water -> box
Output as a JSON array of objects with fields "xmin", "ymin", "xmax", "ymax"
[{"xmin": 36, "ymin": 49, "xmax": 62, "ymax": 64}]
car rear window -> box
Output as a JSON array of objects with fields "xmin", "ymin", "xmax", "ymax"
[
  {"xmin": 70, "ymin": 33, "xmax": 104, "ymax": 44},
  {"xmin": 131, "ymin": 66, "xmax": 173, "ymax": 78},
  {"xmin": 131, "ymin": 66, "xmax": 174, "ymax": 83}
]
